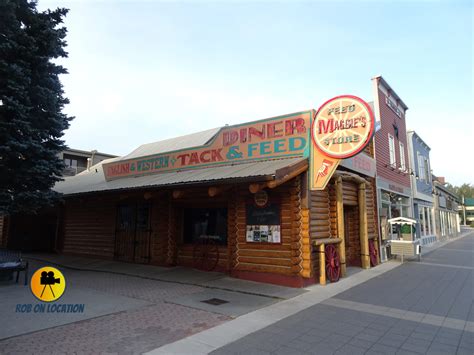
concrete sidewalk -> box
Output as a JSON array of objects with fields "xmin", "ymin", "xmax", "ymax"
[{"xmin": 147, "ymin": 230, "xmax": 474, "ymax": 355}]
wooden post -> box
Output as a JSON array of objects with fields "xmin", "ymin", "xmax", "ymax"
[
  {"xmin": 335, "ymin": 176, "xmax": 346, "ymax": 276},
  {"xmin": 359, "ymin": 182, "xmax": 370, "ymax": 269},
  {"xmin": 319, "ymin": 243, "xmax": 326, "ymax": 285}
]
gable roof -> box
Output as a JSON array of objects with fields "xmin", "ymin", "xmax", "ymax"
[{"xmin": 121, "ymin": 127, "xmax": 221, "ymax": 160}]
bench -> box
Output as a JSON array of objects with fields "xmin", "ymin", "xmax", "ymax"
[
  {"xmin": 390, "ymin": 239, "xmax": 421, "ymax": 262},
  {"xmin": 0, "ymin": 249, "xmax": 29, "ymax": 285}
]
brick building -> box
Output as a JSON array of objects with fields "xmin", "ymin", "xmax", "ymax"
[{"xmin": 371, "ymin": 76, "xmax": 412, "ymax": 261}]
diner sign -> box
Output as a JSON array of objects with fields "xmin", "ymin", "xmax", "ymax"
[
  {"xmin": 310, "ymin": 95, "xmax": 374, "ymax": 190},
  {"xmin": 103, "ymin": 112, "xmax": 312, "ymax": 181}
]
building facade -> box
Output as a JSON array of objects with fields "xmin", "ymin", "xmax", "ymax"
[
  {"xmin": 60, "ymin": 149, "xmax": 117, "ymax": 176},
  {"xmin": 460, "ymin": 197, "xmax": 474, "ymax": 226},
  {"xmin": 1, "ymin": 107, "xmax": 380, "ymax": 287},
  {"xmin": 433, "ymin": 177, "xmax": 460, "ymax": 240},
  {"xmin": 371, "ymin": 76, "xmax": 412, "ymax": 261},
  {"xmin": 407, "ymin": 130, "xmax": 436, "ymax": 246}
]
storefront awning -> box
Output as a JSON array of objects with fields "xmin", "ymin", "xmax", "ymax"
[{"xmin": 54, "ymin": 157, "xmax": 308, "ymax": 196}]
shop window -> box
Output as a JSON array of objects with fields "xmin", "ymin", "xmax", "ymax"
[
  {"xmin": 246, "ymin": 203, "xmax": 281, "ymax": 243},
  {"xmin": 183, "ymin": 208, "xmax": 227, "ymax": 245},
  {"xmin": 419, "ymin": 208, "xmax": 425, "ymax": 235}
]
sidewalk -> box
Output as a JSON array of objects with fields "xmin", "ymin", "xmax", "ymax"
[
  {"xmin": 148, "ymin": 230, "xmax": 474, "ymax": 355},
  {"xmin": 24, "ymin": 253, "xmax": 304, "ymax": 300}
]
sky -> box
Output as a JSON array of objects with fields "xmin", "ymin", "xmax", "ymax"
[{"xmin": 39, "ymin": 0, "xmax": 473, "ymax": 185}]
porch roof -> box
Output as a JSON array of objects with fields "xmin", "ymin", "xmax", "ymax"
[{"xmin": 54, "ymin": 157, "xmax": 308, "ymax": 196}]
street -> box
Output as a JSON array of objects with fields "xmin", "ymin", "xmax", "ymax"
[
  {"xmin": 207, "ymin": 232, "xmax": 474, "ymax": 355},
  {"xmin": 0, "ymin": 232, "xmax": 472, "ymax": 354}
]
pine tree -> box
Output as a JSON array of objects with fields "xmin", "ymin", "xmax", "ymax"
[{"xmin": 0, "ymin": 0, "xmax": 73, "ymax": 214}]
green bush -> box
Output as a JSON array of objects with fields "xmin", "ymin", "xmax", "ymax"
[{"xmin": 400, "ymin": 224, "xmax": 413, "ymax": 234}]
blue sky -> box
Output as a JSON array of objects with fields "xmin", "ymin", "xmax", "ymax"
[{"xmin": 40, "ymin": 0, "xmax": 473, "ymax": 185}]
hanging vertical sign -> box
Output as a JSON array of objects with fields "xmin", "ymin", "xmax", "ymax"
[{"xmin": 310, "ymin": 95, "xmax": 375, "ymax": 190}]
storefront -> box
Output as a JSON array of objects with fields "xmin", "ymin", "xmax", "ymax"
[
  {"xmin": 433, "ymin": 179, "xmax": 460, "ymax": 240},
  {"xmin": 4, "ymin": 96, "xmax": 379, "ymax": 287}
]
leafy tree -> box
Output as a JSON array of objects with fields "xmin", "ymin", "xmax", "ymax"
[
  {"xmin": 0, "ymin": 0, "xmax": 72, "ymax": 214},
  {"xmin": 445, "ymin": 183, "xmax": 474, "ymax": 199}
]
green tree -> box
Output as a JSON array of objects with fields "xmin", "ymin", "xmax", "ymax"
[
  {"xmin": 446, "ymin": 183, "xmax": 474, "ymax": 199},
  {"xmin": 0, "ymin": 0, "xmax": 72, "ymax": 214}
]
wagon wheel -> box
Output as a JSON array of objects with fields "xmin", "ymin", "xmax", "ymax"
[
  {"xmin": 369, "ymin": 239, "xmax": 378, "ymax": 267},
  {"xmin": 193, "ymin": 238, "xmax": 219, "ymax": 271},
  {"xmin": 325, "ymin": 244, "xmax": 341, "ymax": 282}
]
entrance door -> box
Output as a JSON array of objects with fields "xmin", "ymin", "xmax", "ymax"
[
  {"xmin": 115, "ymin": 203, "xmax": 151, "ymax": 263},
  {"xmin": 344, "ymin": 206, "xmax": 361, "ymax": 267}
]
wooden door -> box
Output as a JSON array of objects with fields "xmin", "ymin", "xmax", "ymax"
[
  {"xmin": 344, "ymin": 206, "xmax": 361, "ymax": 267},
  {"xmin": 134, "ymin": 203, "xmax": 151, "ymax": 264},
  {"xmin": 115, "ymin": 203, "xmax": 151, "ymax": 264}
]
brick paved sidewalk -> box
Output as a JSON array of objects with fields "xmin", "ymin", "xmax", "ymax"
[{"xmin": 0, "ymin": 262, "xmax": 230, "ymax": 354}]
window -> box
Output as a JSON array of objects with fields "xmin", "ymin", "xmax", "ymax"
[
  {"xmin": 388, "ymin": 134, "xmax": 396, "ymax": 167},
  {"xmin": 246, "ymin": 203, "xmax": 281, "ymax": 243},
  {"xmin": 399, "ymin": 142, "xmax": 406, "ymax": 171},
  {"xmin": 424, "ymin": 157, "xmax": 430, "ymax": 183},
  {"xmin": 183, "ymin": 208, "xmax": 227, "ymax": 245},
  {"xmin": 64, "ymin": 158, "xmax": 77, "ymax": 168},
  {"xmin": 417, "ymin": 153, "xmax": 426, "ymax": 181},
  {"xmin": 419, "ymin": 208, "xmax": 425, "ymax": 235}
]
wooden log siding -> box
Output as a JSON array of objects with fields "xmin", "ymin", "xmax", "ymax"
[
  {"xmin": 345, "ymin": 205, "xmax": 361, "ymax": 266},
  {"xmin": 228, "ymin": 188, "xmax": 238, "ymax": 271},
  {"xmin": 365, "ymin": 179, "xmax": 378, "ymax": 241},
  {"xmin": 63, "ymin": 196, "xmax": 116, "ymax": 258},
  {"xmin": 0, "ymin": 215, "xmax": 6, "ymax": 248},
  {"xmin": 309, "ymin": 188, "xmax": 332, "ymax": 278},
  {"xmin": 166, "ymin": 200, "xmax": 177, "ymax": 265},
  {"xmin": 235, "ymin": 177, "xmax": 302, "ymax": 276},
  {"xmin": 172, "ymin": 188, "xmax": 231, "ymax": 270},
  {"xmin": 150, "ymin": 197, "xmax": 168, "ymax": 265},
  {"xmin": 342, "ymin": 180, "xmax": 358, "ymax": 205}
]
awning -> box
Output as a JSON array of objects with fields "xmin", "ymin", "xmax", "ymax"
[{"xmin": 54, "ymin": 157, "xmax": 308, "ymax": 196}]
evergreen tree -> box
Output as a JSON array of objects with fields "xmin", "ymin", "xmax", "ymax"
[{"xmin": 0, "ymin": 0, "xmax": 73, "ymax": 214}]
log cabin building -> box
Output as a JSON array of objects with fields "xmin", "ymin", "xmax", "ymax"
[{"xmin": 0, "ymin": 108, "xmax": 379, "ymax": 287}]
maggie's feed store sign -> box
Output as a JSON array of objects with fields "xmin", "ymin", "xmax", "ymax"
[{"xmin": 103, "ymin": 112, "xmax": 312, "ymax": 181}]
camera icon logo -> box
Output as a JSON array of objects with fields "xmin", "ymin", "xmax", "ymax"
[{"xmin": 30, "ymin": 267, "xmax": 66, "ymax": 302}]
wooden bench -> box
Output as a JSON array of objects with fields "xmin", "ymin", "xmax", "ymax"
[
  {"xmin": 0, "ymin": 249, "xmax": 29, "ymax": 285},
  {"xmin": 390, "ymin": 240, "xmax": 421, "ymax": 262}
]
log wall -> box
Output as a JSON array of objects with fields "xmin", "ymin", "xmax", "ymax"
[
  {"xmin": 150, "ymin": 196, "xmax": 169, "ymax": 265},
  {"xmin": 366, "ymin": 179, "xmax": 378, "ymax": 240},
  {"xmin": 63, "ymin": 195, "xmax": 117, "ymax": 258},
  {"xmin": 0, "ymin": 215, "xmax": 8, "ymax": 248},
  {"xmin": 234, "ymin": 177, "xmax": 302, "ymax": 276},
  {"xmin": 172, "ymin": 188, "xmax": 230, "ymax": 270},
  {"xmin": 309, "ymin": 175, "xmax": 378, "ymax": 281},
  {"xmin": 309, "ymin": 187, "xmax": 332, "ymax": 278}
]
